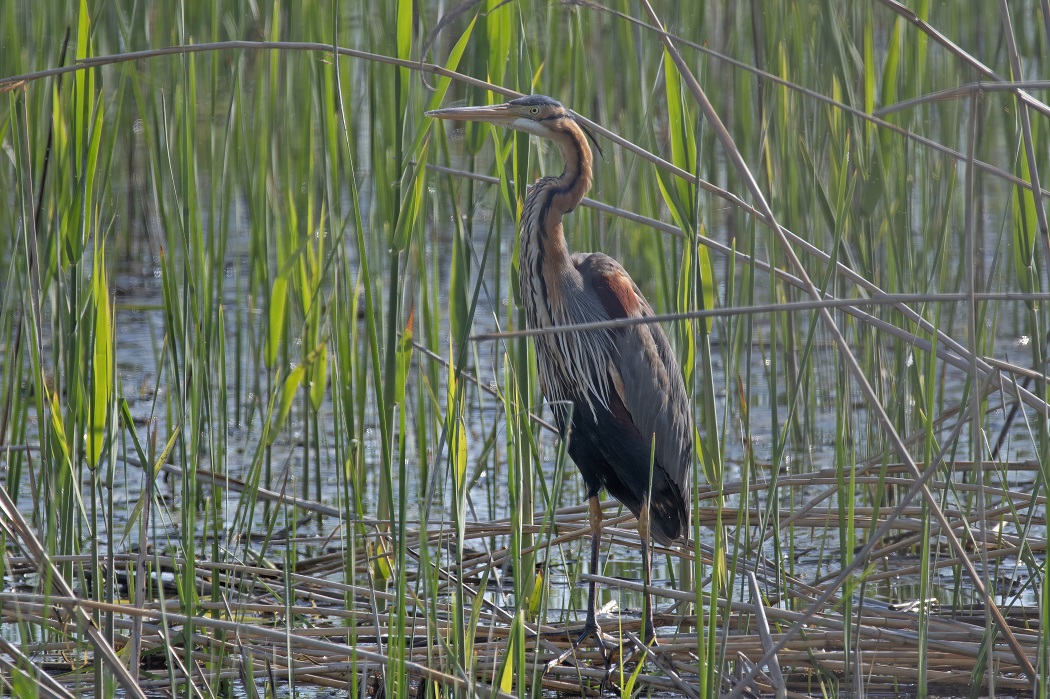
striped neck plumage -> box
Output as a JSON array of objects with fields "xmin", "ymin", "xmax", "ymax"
[
  {"xmin": 519, "ymin": 117, "xmax": 593, "ymax": 259},
  {"xmin": 517, "ymin": 116, "xmax": 613, "ymax": 416},
  {"xmin": 544, "ymin": 117, "xmax": 593, "ymax": 217}
]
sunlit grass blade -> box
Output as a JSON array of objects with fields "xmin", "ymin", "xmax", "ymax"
[
  {"xmin": 268, "ymin": 344, "xmax": 325, "ymax": 445},
  {"xmin": 309, "ymin": 343, "xmax": 327, "ymax": 411},
  {"xmin": 393, "ymin": 144, "xmax": 429, "ymax": 252},
  {"xmin": 662, "ymin": 48, "xmax": 696, "ymax": 223},
  {"xmin": 266, "ymin": 275, "xmax": 288, "ymax": 369},
  {"xmin": 86, "ymin": 243, "xmax": 111, "ymax": 470},
  {"xmin": 1012, "ymin": 123, "xmax": 1039, "ymax": 298},
  {"xmin": 119, "ymin": 419, "xmax": 181, "ymax": 545},
  {"xmin": 412, "ymin": 13, "xmax": 477, "ymax": 161}
]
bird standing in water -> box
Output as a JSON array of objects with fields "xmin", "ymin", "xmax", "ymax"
[{"xmin": 428, "ymin": 95, "xmax": 692, "ymax": 655}]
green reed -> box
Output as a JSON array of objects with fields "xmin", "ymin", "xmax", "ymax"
[{"xmin": 2, "ymin": 0, "xmax": 1050, "ymax": 697}]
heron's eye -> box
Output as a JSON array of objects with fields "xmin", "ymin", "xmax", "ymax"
[{"xmin": 530, "ymin": 107, "xmax": 539, "ymax": 114}]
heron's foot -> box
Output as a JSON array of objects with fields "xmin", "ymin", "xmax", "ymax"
[
  {"xmin": 544, "ymin": 621, "xmax": 614, "ymax": 676},
  {"xmin": 574, "ymin": 621, "xmax": 606, "ymax": 653}
]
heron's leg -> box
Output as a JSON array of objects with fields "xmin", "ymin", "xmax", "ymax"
[
  {"xmin": 545, "ymin": 496, "xmax": 610, "ymax": 674},
  {"xmin": 639, "ymin": 502, "xmax": 657, "ymax": 644},
  {"xmin": 576, "ymin": 495, "xmax": 613, "ymax": 675},
  {"xmin": 583, "ymin": 495, "xmax": 603, "ymax": 634},
  {"xmin": 571, "ymin": 496, "xmax": 606, "ymax": 653}
]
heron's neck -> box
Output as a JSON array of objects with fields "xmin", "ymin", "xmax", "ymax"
[
  {"xmin": 518, "ymin": 122, "xmax": 593, "ymax": 318},
  {"xmin": 545, "ymin": 120, "xmax": 593, "ymax": 218}
]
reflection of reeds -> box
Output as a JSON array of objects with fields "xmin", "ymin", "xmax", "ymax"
[{"xmin": 2, "ymin": 0, "xmax": 1049, "ymax": 695}]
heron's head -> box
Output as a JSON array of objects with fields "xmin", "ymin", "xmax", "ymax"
[{"xmin": 427, "ymin": 95, "xmax": 601, "ymax": 155}]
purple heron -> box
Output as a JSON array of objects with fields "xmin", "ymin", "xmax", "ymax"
[{"xmin": 428, "ymin": 95, "xmax": 692, "ymax": 657}]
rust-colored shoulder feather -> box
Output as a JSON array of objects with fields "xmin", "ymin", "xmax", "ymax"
[{"xmin": 589, "ymin": 267, "xmax": 641, "ymax": 319}]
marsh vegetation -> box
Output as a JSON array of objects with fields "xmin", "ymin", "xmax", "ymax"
[{"xmin": 1, "ymin": 1, "xmax": 1049, "ymax": 697}]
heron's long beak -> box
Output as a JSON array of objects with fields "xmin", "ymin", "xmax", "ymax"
[{"xmin": 425, "ymin": 103, "xmax": 515, "ymax": 124}]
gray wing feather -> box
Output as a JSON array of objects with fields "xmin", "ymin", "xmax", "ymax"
[
  {"xmin": 613, "ymin": 293, "xmax": 694, "ymax": 495},
  {"xmin": 573, "ymin": 253, "xmax": 694, "ymax": 497}
]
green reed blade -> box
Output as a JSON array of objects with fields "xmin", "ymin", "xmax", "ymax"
[{"xmin": 86, "ymin": 245, "xmax": 111, "ymax": 472}]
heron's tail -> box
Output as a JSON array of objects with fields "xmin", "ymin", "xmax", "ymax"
[{"xmin": 646, "ymin": 476, "xmax": 689, "ymax": 546}]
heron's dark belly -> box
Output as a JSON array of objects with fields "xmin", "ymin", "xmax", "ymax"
[
  {"xmin": 541, "ymin": 384, "xmax": 684, "ymax": 545},
  {"xmin": 570, "ymin": 408, "xmax": 629, "ymax": 485},
  {"xmin": 553, "ymin": 398, "xmax": 635, "ymax": 491}
]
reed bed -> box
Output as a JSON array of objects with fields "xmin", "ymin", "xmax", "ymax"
[
  {"xmin": 0, "ymin": 472, "xmax": 1043, "ymax": 697},
  {"xmin": 2, "ymin": 0, "xmax": 1050, "ymax": 697}
]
